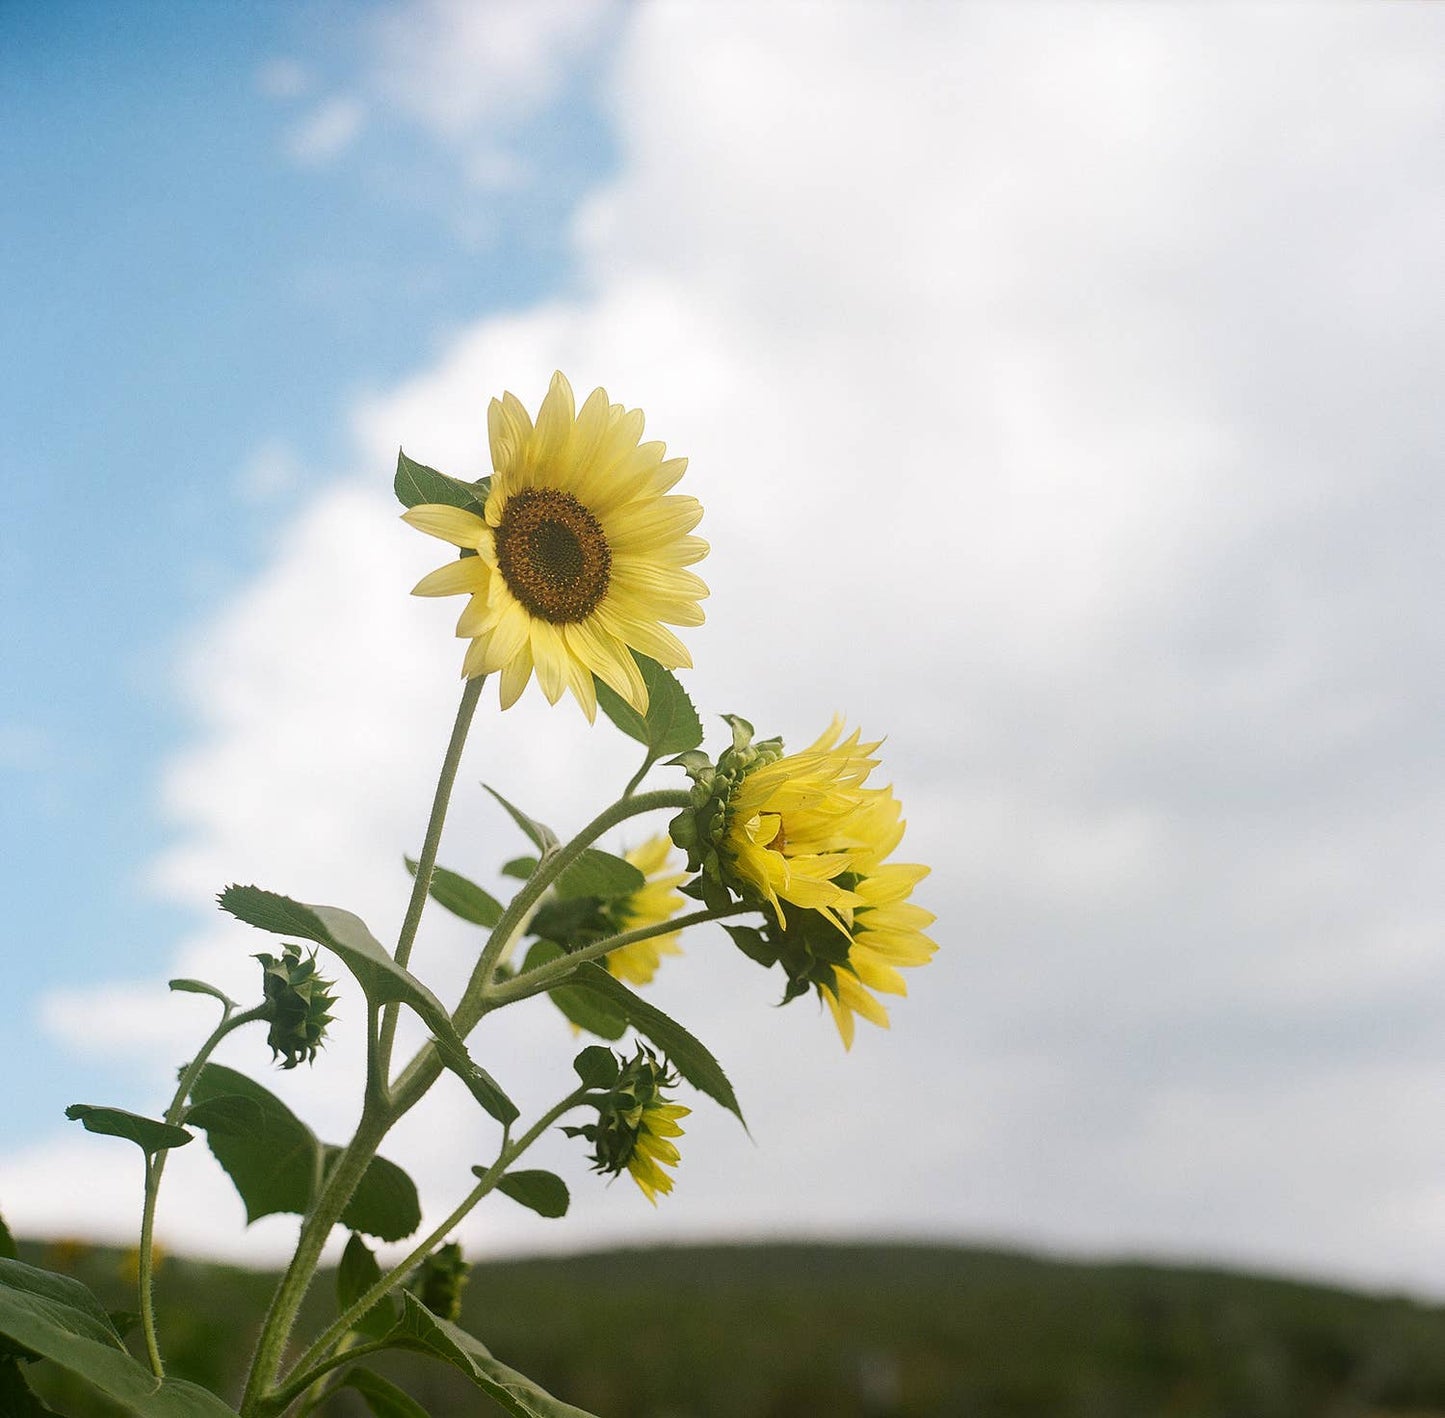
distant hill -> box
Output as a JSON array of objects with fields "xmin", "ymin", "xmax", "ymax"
[{"xmin": 17, "ymin": 1238, "xmax": 1445, "ymax": 1416}]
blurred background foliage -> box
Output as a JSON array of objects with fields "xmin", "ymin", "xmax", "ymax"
[{"xmin": 18, "ymin": 1239, "xmax": 1445, "ymax": 1417}]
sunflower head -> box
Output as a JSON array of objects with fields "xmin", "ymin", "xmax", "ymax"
[
  {"xmin": 255, "ymin": 943, "xmax": 338, "ymax": 1069},
  {"xmin": 414, "ymin": 1241, "xmax": 470, "ymax": 1322},
  {"xmin": 669, "ymin": 715, "xmax": 784, "ymax": 912},
  {"xmin": 565, "ymin": 1046, "xmax": 690, "ymax": 1204},
  {"xmin": 403, "ymin": 372, "xmax": 708, "ymax": 721}
]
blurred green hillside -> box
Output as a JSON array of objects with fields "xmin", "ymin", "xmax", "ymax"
[{"xmin": 17, "ymin": 1239, "xmax": 1445, "ymax": 1417}]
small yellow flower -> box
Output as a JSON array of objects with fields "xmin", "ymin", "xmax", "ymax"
[
  {"xmin": 625, "ymin": 1098, "xmax": 690, "ymax": 1204},
  {"xmin": 404, "ymin": 371, "xmax": 708, "ymax": 720},
  {"xmin": 567, "ymin": 1048, "xmax": 690, "ymax": 1204},
  {"xmin": 606, "ymin": 836, "xmax": 686, "ymax": 987}
]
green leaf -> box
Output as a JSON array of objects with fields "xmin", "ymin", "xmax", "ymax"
[
  {"xmin": 428, "ymin": 1033, "xmax": 520, "ymax": 1127},
  {"xmin": 218, "ymin": 887, "xmax": 450, "ymax": 1030},
  {"xmin": 492, "ymin": 1171, "xmax": 569, "ymax": 1219},
  {"xmin": 0, "ymin": 1211, "xmax": 16, "ymax": 1262},
  {"xmin": 501, "ymin": 856, "xmax": 538, "ymax": 881},
  {"xmin": 520, "ymin": 942, "xmax": 628, "ymax": 1040},
  {"xmin": 572, "ymin": 1045, "xmax": 620, "ymax": 1090},
  {"xmin": 341, "ymin": 1368, "xmax": 433, "ymax": 1418},
  {"xmin": 0, "ymin": 1259, "xmax": 238, "ymax": 1415},
  {"xmin": 387, "ymin": 1293, "xmax": 600, "ymax": 1418},
  {"xmin": 595, "ymin": 654, "xmax": 703, "ymax": 758},
  {"xmin": 333, "ymin": 1150, "xmax": 422, "ymax": 1243},
  {"xmin": 337, "ymin": 1234, "xmax": 399, "ymax": 1340},
  {"xmin": 552, "ymin": 849, "xmax": 644, "ymax": 902},
  {"xmin": 405, "ymin": 858, "xmax": 503, "ymax": 927},
  {"xmin": 64, "ymin": 1105, "xmax": 192, "ymax": 1157},
  {"xmin": 186, "ymin": 1066, "xmax": 320, "ymax": 1223},
  {"xmin": 570, "ymin": 965, "xmax": 746, "ymax": 1125},
  {"xmin": 167, "ymin": 978, "xmax": 237, "ymax": 1012},
  {"xmin": 483, "ymin": 787, "xmax": 560, "ymax": 853},
  {"xmin": 394, "ymin": 449, "xmax": 489, "ymax": 514},
  {"xmin": 0, "ymin": 1357, "xmax": 62, "ymax": 1416}
]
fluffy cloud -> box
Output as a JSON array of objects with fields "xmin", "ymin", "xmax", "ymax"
[{"xmin": 12, "ymin": 1, "xmax": 1445, "ymax": 1291}]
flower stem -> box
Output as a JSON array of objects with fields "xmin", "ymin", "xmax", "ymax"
[
  {"xmin": 376, "ymin": 675, "xmax": 484, "ymax": 1084},
  {"xmin": 486, "ymin": 907, "xmax": 749, "ymax": 1007},
  {"xmin": 621, "ymin": 752, "xmax": 658, "ymax": 798},
  {"xmin": 459, "ymin": 787, "xmax": 693, "ymax": 1033},
  {"xmin": 138, "ymin": 1002, "xmax": 268, "ymax": 1378},
  {"xmin": 278, "ymin": 1091, "xmax": 587, "ymax": 1400}
]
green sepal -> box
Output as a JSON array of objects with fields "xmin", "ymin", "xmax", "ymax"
[
  {"xmin": 723, "ymin": 923, "xmax": 776, "ymax": 969},
  {"xmin": 594, "ymin": 654, "xmax": 703, "ymax": 758},
  {"xmin": 63, "ymin": 1105, "xmax": 192, "ymax": 1157},
  {"xmin": 520, "ymin": 942, "xmax": 627, "ymax": 1040},
  {"xmin": 394, "ymin": 449, "xmax": 489, "ymax": 515},
  {"xmin": 0, "ymin": 1259, "xmax": 239, "ymax": 1415},
  {"xmin": 492, "ymin": 1170, "xmax": 569, "ymax": 1219},
  {"xmin": 572, "ymin": 1045, "xmax": 620, "ymax": 1090},
  {"xmin": 569, "ymin": 965, "xmax": 745, "ymax": 1125},
  {"xmin": 404, "ymin": 857, "xmax": 503, "ymax": 928},
  {"xmin": 341, "ymin": 1367, "xmax": 433, "ymax": 1418},
  {"xmin": 384, "ymin": 1292, "xmax": 600, "ymax": 1418},
  {"xmin": 337, "ymin": 1233, "xmax": 399, "ymax": 1340}
]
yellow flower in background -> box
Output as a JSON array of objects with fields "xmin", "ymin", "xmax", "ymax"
[
  {"xmin": 404, "ymin": 371, "xmax": 708, "ymax": 720},
  {"xmin": 606, "ymin": 836, "xmax": 686, "ymax": 987},
  {"xmin": 721, "ymin": 717, "xmax": 885, "ymax": 928}
]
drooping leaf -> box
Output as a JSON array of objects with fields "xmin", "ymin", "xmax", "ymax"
[
  {"xmin": 483, "ymin": 787, "xmax": 560, "ymax": 853},
  {"xmin": 332, "ymin": 1150, "xmax": 422, "ymax": 1243},
  {"xmin": 63, "ymin": 1106, "xmax": 192, "ymax": 1157},
  {"xmin": 337, "ymin": 1234, "xmax": 399, "ymax": 1340},
  {"xmin": 185, "ymin": 1066, "xmax": 321, "ymax": 1223},
  {"xmin": 387, "ymin": 1292, "xmax": 599, "ymax": 1418},
  {"xmin": 521, "ymin": 942, "xmax": 627, "ymax": 1041},
  {"xmin": 404, "ymin": 858, "xmax": 503, "ymax": 928},
  {"xmin": 552, "ymin": 849, "xmax": 644, "ymax": 902},
  {"xmin": 595, "ymin": 654, "xmax": 703, "ymax": 758},
  {"xmin": 0, "ymin": 1259, "xmax": 238, "ymax": 1416},
  {"xmin": 394, "ymin": 449, "xmax": 489, "ymax": 515},
  {"xmin": 167, "ymin": 978, "xmax": 237, "ymax": 1012},
  {"xmin": 571, "ymin": 1045, "xmax": 620, "ymax": 1091},
  {"xmin": 492, "ymin": 1171, "xmax": 569, "ymax": 1219},
  {"xmin": 501, "ymin": 856, "xmax": 538, "ymax": 881},
  {"xmin": 341, "ymin": 1368, "xmax": 433, "ymax": 1418},
  {"xmin": 428, "ymin": 1033, "xmax": 520, "ymax": 1127},
  {"xmin": 570, "ymin": 964, "xmax": 745, "ymax": 1125}
]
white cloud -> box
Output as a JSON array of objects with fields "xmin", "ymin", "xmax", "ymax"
[
  {"xmin": 256, "ymin": 56, "xmax": 310, "ymax": 101},
  {"xmin": 235, "ymin": 439, "xmax": 303, "ymax": 504},
  {"xmin": 12, "ymin": 1, "xmax": 1445, "ymax": 1295},
  {"xmin": 287, "ymin": 95, "xmax": 366, "ymax": 165}
]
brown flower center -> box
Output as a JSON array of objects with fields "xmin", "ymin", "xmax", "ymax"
[{"xmin": 495, "ymin": 487, "xmax": 612, "ymax": 624}]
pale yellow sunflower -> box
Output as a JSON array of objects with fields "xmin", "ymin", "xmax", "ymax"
[
  {"xmin": 625, "ymin": 1097, "xmax": 690, "ymax": 1204},
  {"xmin": 403, "ymin": 371, "xmax": 708, "ymax": 720},
  {"xmin": 607, "ymin": 836, "xmax": 686, "ymax": 987},
  {"xmin": 721, "ymin": 717, "xmax": 886, "ymax": 928}
]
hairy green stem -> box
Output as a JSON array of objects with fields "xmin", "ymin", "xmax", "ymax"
[
  {"xmin": 621, "ymin": 751, "xmax": 657, "ymax": 798},
  {"xmin": 139, "ymin": 1002, "xmax": 268, "ymax": 1378},
  {"xmin": 486, "ymin": 906, "xmax": 748, "ymax": 1007},
  {"xmin": 376, "ymin": 674, "xmax": 485, "ymax": 1084},
  {"xmin": 461, "ymin": 787, "xmax": 693, "ymax": 1031},
  {"xmin": 262, "ymin": 1337, "xmax": 398, "ymax": 1417},
  {"xmin": 281, "ymin": 1091, "xmax": 587, "ymax": 1396}
]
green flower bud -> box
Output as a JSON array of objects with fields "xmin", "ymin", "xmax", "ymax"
[
  {"xmin": 255, "ymin": 943, "xmax": 337, "ymax": 1069},
  {"xmin": 415, "ymin": 1241, "xmax": 469, "ymax": 1322}
]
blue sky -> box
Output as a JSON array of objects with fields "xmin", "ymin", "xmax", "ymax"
[
  {"xmin": 3, "ymin": 3, "xmax": 1444, "ymax": 1292},
  {"xmin": 1, "ymin": 0, "xmax": 614, "ymax": 1135}
]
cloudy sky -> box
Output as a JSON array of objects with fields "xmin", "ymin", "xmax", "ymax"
[{"xmin": 3, "ymin": 1, "xmax": 1444, "ymax": 1296}]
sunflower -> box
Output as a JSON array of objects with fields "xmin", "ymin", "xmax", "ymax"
[
  {"xmin": 567, "ymin": 1048, "xmax": 690, "ymax": 1204},
  {"xmin": 606, "ymin": 836, "xmax": 687, "ymax": 987},
  {"xmin": 720, "ymin": 717, "xmax": 886, "ymax": 928},
  {"xmin": 403, "ymin": 372, "xmax": 708, "ymax": 720}
]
